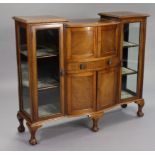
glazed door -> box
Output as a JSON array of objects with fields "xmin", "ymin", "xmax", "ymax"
[
  {"xmin": 66, "ymin": 71, "xmax": 96, "ymax": 115},
  {"xmin": 120, "ymin": 22, "xmax": 145, "ymax": 101},
  {"xmin": 29, "ymin": 23, "xmax": 65, "ymax": 120},
  {"xmin": 97, "ymin": 67, "xmax": 118, "ymax": 110}
]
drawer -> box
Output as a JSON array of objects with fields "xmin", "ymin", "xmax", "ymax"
[{"xmin": 66, "ymin": 57, "xmax": 121, "ymax": 73}]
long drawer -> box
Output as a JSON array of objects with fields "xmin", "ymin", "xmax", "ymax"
[{"xmin": 66, "ymin": 56, "xmax": 121, "ymax": 73}]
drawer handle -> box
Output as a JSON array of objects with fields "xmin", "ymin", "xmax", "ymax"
[
  {"xmin": 107, "ymin": 59, "xmax": 112, "ymax": 65},
  {"xmin": 80, "ymin": 63, "xmax": 86, "ymax": 70}
]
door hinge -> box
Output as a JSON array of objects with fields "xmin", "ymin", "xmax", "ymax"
[{"xmin": 60, "ymin": 69, "xmax": 65, "ymax": 76}]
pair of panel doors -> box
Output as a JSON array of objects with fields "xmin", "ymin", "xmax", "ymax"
[{"xmin": 65, "ymin": 23, "xmax": 121, "ymax": 115}]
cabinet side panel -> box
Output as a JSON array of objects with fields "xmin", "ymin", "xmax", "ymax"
[{"xmin": 137, "ymin": 20, "xmax": 147, "ymax": 98}]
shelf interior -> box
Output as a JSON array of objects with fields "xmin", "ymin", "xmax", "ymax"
[
  {"xmin": 121, "ymin": 90, "xmax": 134, "ymax": 99},
  {"xmin": 122, "ymin": 67, "xmax": 137, "ymax": 75},
  {"xmin": 21, "ymin": 63, "xmax": 59, "ymax": 90},
  {"xmin": 21, "ymin": 45, "xmax": 58, "ymax": 58},
  {"xmin": 38, "ymin": 87, "xmax": 60, "ymax": 117},
  {"xmin": 25, "ymin": 103, "xmax": 60, "ymax": 117},
  {"xmin": 23, "ymin": 77, "xmax": 59, "ymax": 90},
  {"xmin": 24, "ymin": 84, "xmax": 60, "ymax": 117},
  {"xmin": 123, "ymin": 41, "xmax": 139, "ymax": 48}
]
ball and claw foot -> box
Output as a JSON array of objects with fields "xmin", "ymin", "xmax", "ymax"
[
  {"xmin": 26, "ymin": 122, "xmax": 42, "ymax": 145},
  {"xmin": 135, "ymin": 99, "xmax": 145, "ymax": 117},
  {"xmin": 91, "ymin": 118, "xmax": 99, "ymax": 132},
  {"xmin": 29, "ymin": 138, "xmax": 37, "ymax": 145},
  {"xmin": 18, "ymin": 125, "xmax": 25, "ymax": 133},
  {"xmin": 88, "ymin": 111, "xmax": 104, "ymax": 132},
  {"xmin": 137, "ymin": 110, "xmax": 144, "ymax": 117},
  {"xmin": 17, "ymin": 112, "xmax": 25, "ymax": 133},
  {"xmin": 121, "ymin": 104, "xmax": 127, "ymax": 108}
]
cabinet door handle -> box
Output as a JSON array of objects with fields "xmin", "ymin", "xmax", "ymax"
[
  {"xmin": 107, "ymin": 59, "xmax": 112, "ymax": 65},
  {"xmin": 80, "ymin": 63, "xmax": 86, "ymax": 70}
]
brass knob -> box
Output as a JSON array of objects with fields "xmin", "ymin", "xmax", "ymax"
[
  {"xmin": 107, "ymin": 59, "xmax": 112, "ymax": 65},
  {"xmin": 80, "ymin": 63, "xmax": 86, "ymax": 70}
]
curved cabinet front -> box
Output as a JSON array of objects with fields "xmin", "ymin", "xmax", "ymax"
[
  {"xmin": 66, "ymin": 27, "xmax": 97, "ymax": 60},
  {"xmin": 65, "ymin": 23, "xmax": 120, "ymax": 115},
  {"xmin": 97, "ymin": 67, "xmax": 119, "ymax": 110},
  {"xmin": 98, "ymin": 24, "xmax": 120, "ymax": 57}
]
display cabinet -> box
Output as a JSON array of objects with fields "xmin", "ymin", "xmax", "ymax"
[{"xmin": 13, "ymin": 12, "xmax": 149, "ymax": 145}]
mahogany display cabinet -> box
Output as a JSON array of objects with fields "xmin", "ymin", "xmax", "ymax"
[{"xmin": 13, "ymin": 11, "xmax": 149, "ymax": 145}]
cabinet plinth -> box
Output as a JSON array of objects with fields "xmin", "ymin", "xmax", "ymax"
[{"xmin": 13, "ymin": 12, "xmax": 148, "ymax": 144}]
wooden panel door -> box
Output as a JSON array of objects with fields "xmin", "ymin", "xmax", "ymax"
[
  {"xmin": 98, "ymin": 24, "xmax": 120, "ymax": 57},
  {"xmin": 66, "ymin": 27, "xmax": 97, "ymax": 60},
  {"xmin": 66, "ymin": 71, "xmax": 96, "ymax": 115},
  {"xmin": 97, "ymin": 67, "xmax": 118, "ymax": 110}
]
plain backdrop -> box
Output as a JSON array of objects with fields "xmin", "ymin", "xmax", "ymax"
[{"xmin": 0, "ymin": 3, "xmax": 155, "ymax": 151}]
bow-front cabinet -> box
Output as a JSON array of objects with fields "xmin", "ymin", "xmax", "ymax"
[{"xmin": 13, "ymin": 11, "xmax": 149, "ymax": 145}]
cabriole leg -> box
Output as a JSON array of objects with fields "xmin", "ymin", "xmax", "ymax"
[
  {"xmin": 17, "ymin": 112, "xmax": 25, "ymax": 133},
  {"xmin": 88, "ymin": 111, "xmax": 104, "ymax": 132},
  {"xmin": 135, "ymin": 99, "xmax": 145, "ymax": 117},
  {"xmin": 91, "ymin": 118, "xmax": 99, "ymax": 132},
  {"xmin": 26, "ymin": 122, "xmax": 42, "ymax": 145}
]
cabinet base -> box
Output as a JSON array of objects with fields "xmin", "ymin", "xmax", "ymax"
[{"xmin": 16, "ymin": 99, "xmax": 145, "ymax": 145}]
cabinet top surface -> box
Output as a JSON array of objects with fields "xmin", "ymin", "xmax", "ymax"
[
  {"xmin": 13, "ymin": 15, "xmax": 68, "ymax": 24},
  {"xmin": 98, "ymin": 11, "xmax": 149, "ymax": 19},
  {"xmin": 65, "ymin": 18, "xmax": 119, "ymax": 27}
]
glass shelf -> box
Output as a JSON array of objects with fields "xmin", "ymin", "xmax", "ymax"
[
  {"xmin": 121, "ymin": 90, "xmax": 134, "ymax": 99},
  {"xmin": 123, "ymin": 41, "xmax": 139, "ymax": 48},
  {"xmin": 22, "ymin": 78, "xmax": 59, "ymax": 90},
  {"xmin": 38, "ymin": 103, "xmax": 59, "ymax": 116},
  {"xmin": 21, "ymin": 63, "xmax": 59, "ymax": 90},
  {"xmin": 25, "ymin": 103, "xmax": 59, "ymax": 116},
  {"xmin": 24, "ymin": 87, "xmax": 60, "ymax": 117},
  {"xmin": 21, "ymin": 45, "xmax": 58, "ymax": 58},
  {"xmin": 38, "ymin": 87, "xmax": 60, "ymax": 117},
  {"xmin": 122, "ymin": 67, "xmax": 137, "ymax": 75},
  {"xmin": 25, "ymin": 103, "xmax": 60, "ymax": 117}
]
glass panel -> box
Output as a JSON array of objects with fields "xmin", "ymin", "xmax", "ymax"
[
  {"xmin": 121, "ymin": 22, "xmax": 140, "ymax": 100},
  {"xmin": 123, "ymin": 22, "xmax": 140, "ymax": 47},
  {"xmin": 19, "ymin": 27, "xmax": 31, "ymax": 115},
  {"xmin": 121, "ymin": 74, "xmax": 137, "ymax": 99},
  {"xmin": 36, "ymin": 28, "xmax": 61, "ymax": 117}
]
